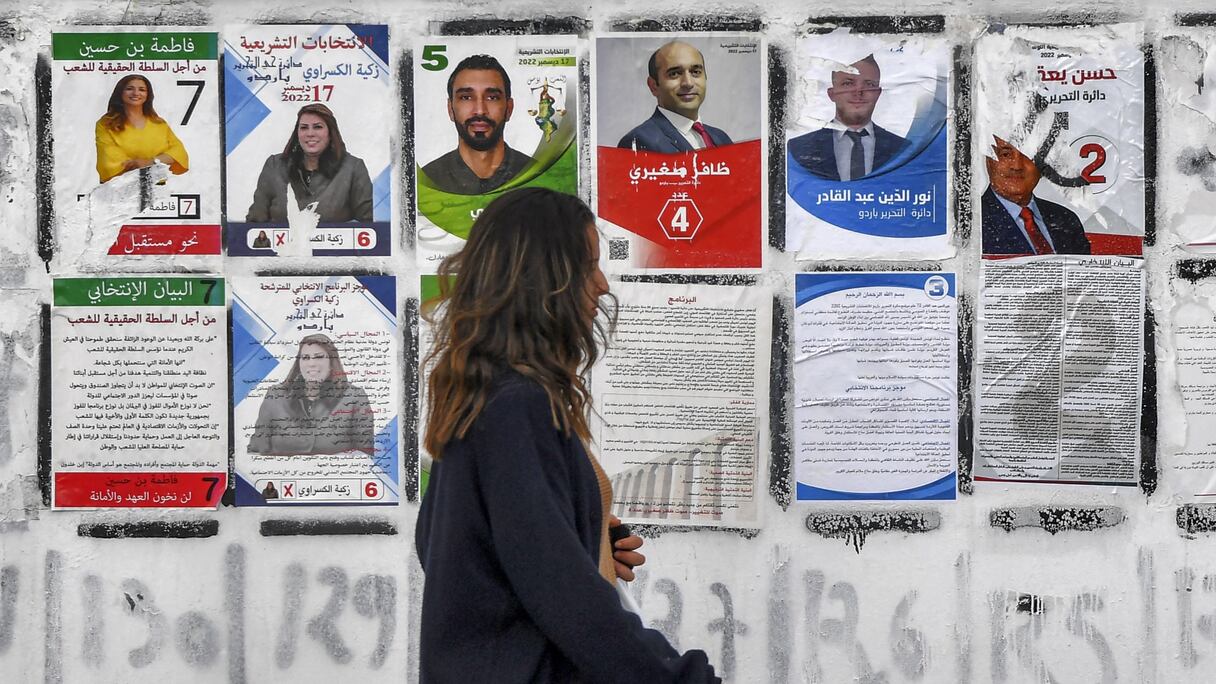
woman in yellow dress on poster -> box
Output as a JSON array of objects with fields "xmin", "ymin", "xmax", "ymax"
[{"xmin": 95, "ymin": 74, "xmax": 189, "ymax": 183}]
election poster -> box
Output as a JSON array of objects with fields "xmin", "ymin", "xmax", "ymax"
[
  {"xmin": 1159, "ymin": 276, "xmax": 1216, "ymax": 497},
  {"xmin": 975, "ymin": 23, "xmax": 1144, "ymax": 258},
  {"xmin": 232, "ymin": 276, "xmax": 398, "ymax": 505},
  {"xmin": 590, "ymin": 282, "xmax": 771, "ymax": 527},
  {"xmin": 974, "ymin": 257, "xmax": 1143, "ymax": 485},
  {"xmin": 52, "ymin": 30, "xmax": 222, "ymax": 257},
  {"xmin": 224, "ymin": 24, "xmax": 392, "ymax": 257},
  {"xmin": 793, "ymin": 273, "xmax": 957, "ymax": 500},
  {"xmin": 51, "ymin": 276, "xmax": 227, "ymax": 508},
  {"xmin": 785, "ymin": 29, "xmax": 951, "ymax": 261},
  {"xmin": 595, "ymin": 34, "xmax": 764, "ymax": 270},
  {"xmin": 415, "ymin": 35, "xmax": 579, "ymax": 269}
]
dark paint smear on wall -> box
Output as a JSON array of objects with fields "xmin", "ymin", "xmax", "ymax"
[
  {"xmin": 1176, "ymin": 504, "xmax": 1216, "ymax": 535},
  {"xmin": 37, "ymin": 304, "xmax": 50, "ymax": 506},
  {"xmin": 610, "ymin": 17, "xmax": 763, "ymax": 33},
  {"xmin": 989, "ymin": 506, "xmax": 1125, "ymax": 534},
  {"xmin": 1174, "ymin": 259, "xmax": 1216, "ymax": 282},
  {"xmin": 957, "ymin": 291, "xmax": 974, "ymax": 495},
  {"xmin": 769, "ymin": 296, "xmax": 791, "ymax": 509},
  {"xmin": 35, "ymin": 54, "xmax": 52, "ymax": 268},
  {"xmin": 403, "ymin": 297, "xmax": 420, "ymax": 503},
  {"xmin": 803, "ymin": 15, "xmax": 945, "ymax": 34},
  {"xmin": 260, "ymin": 518, "xmax": 398, "ymax": 536},
  {"xmin": 630, "ymin": 523, "xmax": 760, "ymax": 540},
  {"xmin": 1141, "ymin": 308, "xmax": 1158, "ymax": 497},
  {"xmin": 1177, "ymin": 13, "xmax": 1216, "ymax": 27},
  {"xmin": 78, "ymin": 520, "xmax": 219, "ymax": 539},
  {"xmin": 618, "ymin": 274, "xmax": 758, "ymax": 286},
  {"xmin": 953, "ymin": 43, "xmax": 973, "ymax": 247},
  {"xmin": 438, "ymin": 17, "xmax": 590, "ymax": 36},
  {"xmin": 768, "ymin": 44, "xmax": 787, "ymax": 252},
  {"xmin": 1144, "ymin": 41, "xmax": 1157, "ymax": 247},
  {"xmin": 399, "ymin": 50, "xmax": 416, "ymax": 250},
  {"xmin": 804, "ymin": 511, "xmax": 941, "ymax": 553}
]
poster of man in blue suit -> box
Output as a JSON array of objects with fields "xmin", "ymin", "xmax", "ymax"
[{"xmin": 785, "ymin": 31, "xmax": 950, "ymax": 261}]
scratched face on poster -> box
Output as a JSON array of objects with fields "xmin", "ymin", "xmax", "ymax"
[{"xmin": 785, "ymin": 29, "xmax": 952, "ymax": 262}]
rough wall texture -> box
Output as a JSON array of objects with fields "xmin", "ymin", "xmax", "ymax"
[{"xmin": 2, "ymin": 1, "xmax": 1216, "ymax": 682}]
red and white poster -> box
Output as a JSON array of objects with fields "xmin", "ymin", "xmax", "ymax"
[{"xmin": 595, "ymin": 34, "xmax": 763, "ymax": 270}]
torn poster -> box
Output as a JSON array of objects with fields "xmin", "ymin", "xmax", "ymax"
[
  {"xmin": 595, "ymin": 34, "xmax": 763, "ymax": 270},
  {"xmin": 794, "ymin": 273, "xmax": 957, "ymax": 500},
  {"xmin": 223, "ymin": 24, "xmax": 392, "ymax": 256},
  {"xmin": 975, "ymin": 256, "xmax": 1144, "ymax": 485},
  {"xmin": 415, "ymin": 35, "xmax": 580, "ymax": 269},
  {"xmin": 590, "ymin": 282, "xmax": 771, "ymax": 527},
  {"xmin": 51, "ymin": 276, "xmax": 227, "ymax": 508},
  {"xmin": 786, "ymin": 29, "xmax": 952, "ymax": 261},
  {"xmin": 975, "ymin": 23, "xmax": 1144, "ymax": 257},
  {"xmin": 52, "ymin": 30, "xmax": 222, "ymax": 257},
  {"xmin": 1158, "ymin": 29, "xmax": 1216, "ymax": 251},
  {"xmin": 1161, "ymin": 277, "xmax": 1216, "ymax": 497},
  {"xmin": 232, "ymin": 276, "xmax": 398, "ymax": 505}
]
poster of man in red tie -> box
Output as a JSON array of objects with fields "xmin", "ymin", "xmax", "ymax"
[
  {"xmin": 976, "ymin": 24, "xmax": 1144, "ymax": 258},
  {"xmin": 595, "ymin": 34, "xmax": 763, "ymax": 269}
]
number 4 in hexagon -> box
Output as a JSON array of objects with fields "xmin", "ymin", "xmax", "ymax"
[{"xmin": 658, "ymin": 193, "xmax": 704, "ymax": 241}]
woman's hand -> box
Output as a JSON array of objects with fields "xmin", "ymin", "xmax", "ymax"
[{"xmin": 609, "ymin": 514, "xmax": 646, "ymax": 582}]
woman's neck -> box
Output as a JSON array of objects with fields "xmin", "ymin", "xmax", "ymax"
[
  {"xmin": 302, "ymin": 154, "xmax": 320, "ymax": 171},
  {"xmin": 125, "ymin": 106, "xmax": 145, "ymax": 126}
]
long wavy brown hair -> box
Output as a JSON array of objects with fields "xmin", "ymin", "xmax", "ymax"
[
  {"xmin": 100, "ymin": 75, "xmax": 165, "ymax": 132},
  {"xmin": 423, "ymin": 188, "xmax": 615, "ymax": 459}
]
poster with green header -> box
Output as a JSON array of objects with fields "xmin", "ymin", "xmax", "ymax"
[
  {"xmin": 51, "ymin": 276, "xmax": 227, "ymax": 508},
  {"xmin": 414, "ymin": 35, "xmax": 580, "ymax": 270}
]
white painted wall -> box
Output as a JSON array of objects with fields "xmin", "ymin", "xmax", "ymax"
[{"xmin": 3, "ymin": 1, "xmax": 1216, "ymax": 681}]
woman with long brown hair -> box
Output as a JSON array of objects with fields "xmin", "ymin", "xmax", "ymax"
[
  {"xmin": 246, "ymin": 103, "xmax": 373, "ymax": 222},
  {"xmin": 415, "ymin": 188, "xmax": 719, "ymax": 682},
  {"xmin": 95, "ymin": 74, "xmax": 189, "ymax": 183}
]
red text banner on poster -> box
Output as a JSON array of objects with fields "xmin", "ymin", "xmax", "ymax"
[
  {"xmin": 55, "ymin": 472, "xmax": 227, "ymax": 507},
  {"xmin": 598, "ymin": 141, "xmax": 761, "ymax": 268},
  {"xmin": 108, "ymin": 225, "xmax": 223, "ymax": 255}
]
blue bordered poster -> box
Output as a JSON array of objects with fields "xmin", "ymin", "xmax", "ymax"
[
  {"xmin": 785, "ymin": 30, "xmax": 951, "ymax": 260},
  {"xmin": 223, "ymin": 24, "xmax": 392, "ymax": 257},
  {"xmin": 794, "ymin": 272, "xmax": 957, "ymax": 500},
  {"xmin": 232, "ymin": 275, "xmax": 398, "ymax": 505}
]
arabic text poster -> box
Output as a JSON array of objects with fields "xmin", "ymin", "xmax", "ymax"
[
  {"xmin": 52, "ymin": 31, "xmax": 221, "ymax": 257},
  {"xmin": 785, "ymin": 30, "xmax": 951, "ymax": 261},
  {"xmin": 794, "ymin": 273, "xmax": 957, "ymax": 500},
  {"xmin": 232, "ymin": 276, "xmax": 398, "ymax": 506},
  {"xmin": 590, "ymin": 282, "xmax": 771, "ymax": 527},
  {"xmin": 415, "ymin": 35, "xmax": 579, "ymax": 270},
  {"xmin": 224, "ymin": 25, "xmax": 392, "ymax": 257},
  {"xmin": 595, "ymin": 34, "xmax": 763, "ymax": 270},
  {"xmin": 51, "ymin": 276, "xmax": 227, "ymax": 508},
  {"xmin": 976, "ymin": 24, "xmax": 1144, "ymax": 257}
]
